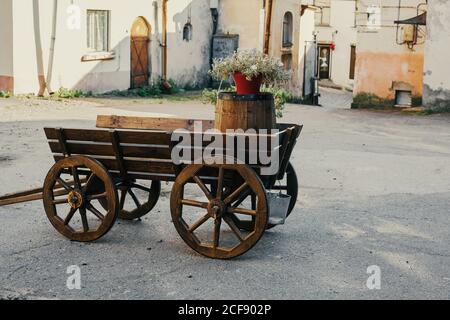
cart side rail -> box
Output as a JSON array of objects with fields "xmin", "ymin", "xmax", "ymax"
[{"xmin": 43, "ymin": 124, "xmax": 301, "ymax": 182}]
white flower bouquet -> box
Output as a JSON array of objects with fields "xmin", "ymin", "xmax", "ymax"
[{"xmin": 210, "ymin": 50, "xmax": 291, "ymax": 94}]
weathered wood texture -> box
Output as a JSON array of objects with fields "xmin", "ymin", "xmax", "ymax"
[
  {"xmin": 130, "ymin": 17, "xmax": 150, "ymax": 89},
  {"xmin": 2, "ymin": 123, "xmax": 300, "ymax": 208},
  {"xmin": 0, "ymin": 120, "xmax": 303, "ymax": 259},
  {"xmin": 0, "ymin": 179, "xmax": 85, "ymax": 206},
  {"xmin": 171, "ymin": 162, "xmax": 268, "ymax": 259},
  {"xmin": 44, "ymin": 127, "xmax": 176, "ymax": 182},
  {"xmin": 43, "ymin": 156, "xmax": 118, "ymax": 242},
  {"xmin": 44, "ymin": 125, "xmax": 297, "ymax": 178},
  {"xmin": 96, "ymin": 115, "xmax": 214, "ymax": 132},
  {"xmin": 215, "ymin": 93, "xmax": 276, "ymax": 132}
]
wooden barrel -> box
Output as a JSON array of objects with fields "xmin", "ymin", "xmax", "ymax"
[{"xmin": 215, "ymin": 92, "xmax": 276, "ymax": 132}]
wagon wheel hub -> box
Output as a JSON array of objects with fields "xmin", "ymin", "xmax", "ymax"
[
  {"xmin": 68, "ymin": 190, "xmax": 83, "ymax": 209},
  {"xmin": 208, "ymin": 199, "xmax": 226, "ymax": 219}
]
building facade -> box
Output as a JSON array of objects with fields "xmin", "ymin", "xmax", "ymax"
[
  {"xmin": 0, "ymin": 0, "xmax": 315, "ymax": 98},
  {"xmin": 0, "ymin": 0, "xmax": 14, "ymax": 93},
  {"xmin": 353, "ymin": 0, "xmax": 427, "ymax": 107},
  {"xmin": 423, "ymin": 0, "xmax": 450, "ymax": 111},
  {"xmin": 217, "ymin": 0, "xmax": 316, "ymax": 96},
  {"xmin": 0, "ymin": 0, "xmax": 215, "ymax": 95},
  {"xmin": 313, "ymin": 0, "xmax": 357, "ymax": 90},
  {"xmin": 0, "ymin": 0, "xmax": 216, "ymax": 95}
]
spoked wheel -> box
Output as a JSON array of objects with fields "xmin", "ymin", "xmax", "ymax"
[
  {"xmin": 267, "ymin": 162, "xmax": 298, "ymax": 229},
  {"xmin": 116, "ymin": 180, "xmax": 161, "ymax": 220},
  {"xmin": 228, "ymin": 162, "xmax": 298, "ymax": 231},
  {"xmin": 171, "ymin": 162, "xmax": 268, "ymax": 259},
  {"xmin": 97, "ymin": 179, "xmax": 161, "ymax": 220},
  {"xmin": 43, "ymin": 156, "xmax": 119, "ymax": 242}
]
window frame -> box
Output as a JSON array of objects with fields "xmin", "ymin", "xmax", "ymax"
[
  {"xmin": 282, "ymin": 11, "xmax": 294, "ymax": 48},
  {"xmin": 183, "ymin": 23, "xmax": 193, "ymax": 42},
  {"xmin": 86, "ymin": 9, "xmax": 111, "ymax": 53}
]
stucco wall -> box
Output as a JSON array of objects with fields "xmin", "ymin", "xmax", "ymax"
[
  {"xmin": 11, "ymin": 0, "xmax": 153, "ymax": 94},
  {"xmin": 328, "ymin": 0, "xmax": 357, "ymax": 87},
  {"xmin": 166, "ymin": 0, "xmax": 213, "ymax": 88},
  {"xmin": 5, "ymin": 0, "xmax": 314, "ymax": 95},
  {"xmin": 315, "ymin": 0, "xmax": 357, "ymax": 89},
  {"xmin": 354, "ymin": 51, "xmax": 423, "ymax": 98},
  {"xmin": 218, "ymin": 0, "xmax": 311, "ymax": 97},
  {"xmin": 0, "ymin": 0, "xmax": 14, "ymax": 92},
  {"xmin": 217, "ymin": 0, "xmax": 262, "ymax": 51},
  {"xmin": 353, "ymin": 0, "xmax": 425, "ymax": 99},
  {"xmin": 9, "ymin": 0, "xmax": 212, "ymax": 94},
  {"xmin": 423, "ymin": 0, "xmax": 450, "ymax": 110},
  {"xmin": 298, "ymin": 7, "xmax": 316, "ymax": 97},
  {"xmin": 269, "ymin": 0, "xmax": 304, "ymax": 94}
]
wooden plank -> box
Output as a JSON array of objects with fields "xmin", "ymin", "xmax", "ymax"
[
  {"xmin": 268, "ymin": 126, "xmax": 293, "ymax": 186},
  {"xmin": 48, "ymin": 142, "xmax": 171, "ymax": 159},
  {"xmin": 173, "ymin": 130, "xmax": 284, "ymax": 150},
  {"xmin": 96, "ymin": 115, "xmax": 215, "ymax": 131},
  {"xmin": 49, "ymin": 141, "xmax": 114, "ymax": 157},
  {"xmin": 56, "ymin": 128, "xmax": 70, "ymax": 156},
  {"xmin": 276, "ymin": 124, "xmax": 303, "ymax": 181},
  {"xmin": 45, "ymin": 125, "xmax": 286, "ymax": 150},
  {"xmin": 45, "ymin": 128, "xmax": 171, "ymax": 146},
  {"xmin": 118, "ymin": 172, "xmax": 177, "ymax": 182},
  {"xmin": 45, "ymin": 128, "xmax": 111, "ymax": 143},
  {"xmin": 172, "ymin": 148, "xmax": 278, "ymax": 164},
  {"xmin": 53, "ymin": 156, "xmax": 175, "ymax": 175},
  {"xmin": 110, "ymin": 130, "xmax": 127, "ymax": 179},
  {"xmin": 118, "ymin": 130, "xmax": 171, "ymax": 145}
]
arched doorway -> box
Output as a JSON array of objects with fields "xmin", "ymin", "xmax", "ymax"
[{"xmin": 130, "ymin": 17, "xmax": 151, "ymax": 89}]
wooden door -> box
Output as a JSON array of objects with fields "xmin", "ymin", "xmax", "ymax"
[
  {"xmin": 131, "ymin": 17, "xmax": 150, "ymax": 89},
  {"xmin": 349, "ymin": 45, "xmax": 356, "ymax": 80}
]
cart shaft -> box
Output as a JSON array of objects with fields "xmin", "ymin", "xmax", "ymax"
[
  {"xmin": 0, "ymin": 178, "xmax": 82, "ymax": 207},
  {"xmin": 0, "ymin": 187, "xmax": 44, "ymax": 207},
  {"xmin": 0, "ymin": 191, "xmax": 43, "ymax": 206}
]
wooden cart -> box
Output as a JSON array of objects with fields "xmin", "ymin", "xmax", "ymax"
[{"xmin": 0, "ymin": 120, "xmax": 302, "ymax": 259}]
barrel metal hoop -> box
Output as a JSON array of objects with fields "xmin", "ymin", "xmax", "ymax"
[{"xmin": 218, "ymin": 92, "xmax": 274, "ymax": 101}]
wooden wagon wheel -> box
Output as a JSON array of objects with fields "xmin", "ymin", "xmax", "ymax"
[
  {"xmin": 43, "ymin": 156, "xmax": 119, "ymax": 242},
  {"xmin": 115, "ymin": 180, "xmax": 161, "ymax": 220},
  {"xmin": 171, "ymin": 161, "xmax": 268, "ymax": 259},
  {"xmin": 97, "ymin": 179, "xmax": 161, "ymax": 220},
  {"xmin": 267, "ymin": 162, "xmax": 298, "ymax": 229},
  {"xmin": 228, "ymin": 162, "xmax": 298, "ymax": 231}
]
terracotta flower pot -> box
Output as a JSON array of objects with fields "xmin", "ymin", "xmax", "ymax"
[{"xmin": 232, "ymin": 72, "xmax": 263, "ymax": 95}]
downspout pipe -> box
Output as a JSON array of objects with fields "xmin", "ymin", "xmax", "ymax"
[
  {"xmin": 46, "ymin": 0, "xmax": 58, "ymax": 94},
  {"xmin": 162, "ymin": 0, "xmax": 168, "ymax": 81},
  {"xmin": 32, "ymin": 0, "xmax": 46, "ymax": 96},
  {"xmin": 263, "ymin": 0, "xmax": 274, "ymax": 55},
  {"xmin": 209, "ymin": 1, "xmax": 219, "ymax": 87}
]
